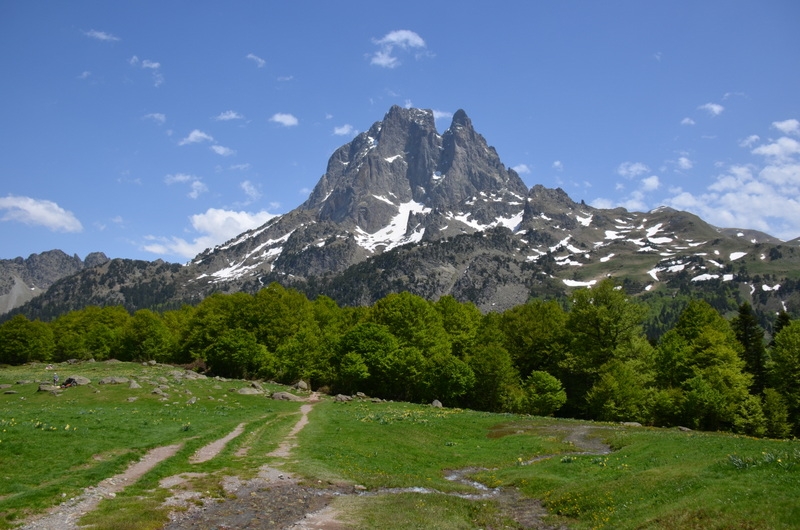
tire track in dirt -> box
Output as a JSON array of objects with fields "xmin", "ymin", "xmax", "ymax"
[{"xmin": 19, "ymin": 443, "xmax": 183, "ymax": 530}]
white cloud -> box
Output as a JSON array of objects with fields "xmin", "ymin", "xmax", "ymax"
[
  {"xmin": 165, "ymin": 173, "xmax": 207, "ymax": 198},
  {"xmin": 617, "ymin": 162, "xmax": 649, "ymax": 178},
  {"xmin": 143, "ymin": 113, "xmax": 166, "ymax": 124},
  {"xmin": 164, "ymin": 173, "xmax": 193, "ymax": 184},
  {"xmin": 143, "ymin": 208, "xmax": 277, "ymax": 259},
  {"xmin": 752, "ymin": 137, "xmax": 800, "ymax": 161},
  {"xmin": 230, "ymin": 163, "xmax": 251, "ymax": 171},
  {"xmin": 178, "ymin": 130, "xmax": 214, "ymax": 145},
  {"xmin": 188, "ymin": 181, "xmax": 208, "ymax": 199},
  {"xmin": 698, "ymin": 102, "xmax": 725, "ymax": 116},
  {"xmin": 773, "ymin": 119, "xmax": 800, "ymax": 136},
  {"xmin": 129, "ymin": 55, "xmax": 163, "ymax": 86},
  {"xmin": 334, "ymin": 124, "xmax": 355, "ymax": 136},
  {"xmin": 241, "ymin": 180, "xmax": 261, "ymax": 201},
  {"xmin": 677, "ymin": 157, "xmax": 693, "ymax": 170},
  {"xmin": 370, "ymin": 29, "xmax": 427, "ymax": 68},
  {"xmin": 214, "ymin": 110, "xmax": 244, "ymax": 121},
  {"xmin": 0, "ymin": 195, "xmax": 82, "ymax": 232},
  {"xmin": 552, "ymin": 160, "xmax": 564, "ymax": 171},
  {"xmin": 210, "ymin": 145, "xmax": 236, "ymax": 156},
  {"xmin": 246, "ymin": 53, "xmax": 265, "ymax": 68},
  {"xmin": 84, "ymin": 29, "xmax": 119, "ymax": 42},
  {"xmin": 681, "ymin": 117, "xmax": 696, "ymax": 126},
  {"xmin": 641, "ymin": 175, "xmax": 661, "ymax": 191},
  {"xmin": 662, "ymin": 127, "xmax": 800, "ymax": 240},
  {"xmin": 512, "ymin": 164, "xmax": 531, "ymax": 174},
  {"xmin": 739, "ymin": 135, "xmax": 760, "ymax": 148},
  {"xmin": 78, "ymin": 71, "xmax": 91, "ymax": 80},
  {"xmin": 433, "ymin": 110, "xmax": 453, "ymax": 121},
  {"xmin": 270, "ymin": 113, "xmax": 298, "ymax": 127}
]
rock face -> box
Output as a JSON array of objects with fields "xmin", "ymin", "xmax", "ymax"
[
  {"xmin": 0, "ymin": 250, "xmax": 109, "ymax": 315},
  {"xmin": 189, "ymin": 106, "xmax": 529, "ymax": 284}
]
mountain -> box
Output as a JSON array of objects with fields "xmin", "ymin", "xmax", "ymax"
[
  {"xmin": 7, "ymin": 106, "xmax": 800, "ymax": 324},
  {"xmin": 0, "ymin": 250, "xmax": 108, "ymax": 314}
]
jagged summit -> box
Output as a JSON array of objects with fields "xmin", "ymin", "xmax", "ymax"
[{"xmin": 10, "ymin": 105, "xmax": 797, "ymax": 319}]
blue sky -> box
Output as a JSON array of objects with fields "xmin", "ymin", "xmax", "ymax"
[{"xmin": 1, "ymin": 1, "xmax": 799, "ymax": 262}]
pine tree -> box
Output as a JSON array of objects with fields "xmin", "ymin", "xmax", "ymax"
[{"xmin": 732, "ymin": 302, "xmax": 768, "ymax": 394}]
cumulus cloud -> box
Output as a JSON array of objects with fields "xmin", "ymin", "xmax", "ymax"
[
  {"xmin": 661, "ymin": 122, "xmax": 800, "ymax": 240},
  {"xmin": 178, "ymin": 130, "xmax": 214, "ymax": 145},
  {"xmin": 84, "ymin": 29, "xmax": 119, "ymax": 42},
  {"xmin": 617, "ymin": 162, "xmax": 649, "ymax": 178},
  {"xmin": 246, "ymin": 53, "xmax": 265, "ymax": 68},
  {"xmin": 552, "ymin": 160, "xmax": 564, "ymax": 171},
  {"xmin": 333, "ymin": 124, "xmax": 355, "ymax": 136},
  {"xmin": 739, "ymin": 135, "xmax": 760, "ymax": 148},
  {"xmin": 512, "ymin": 164, "xmax": 531, "ymax": 174},
  {"xmin": 270, "ymin": 113, "xmax": 298, "ymax": 127},
  {"xmin": 677, "ymin": 157, "xmax": 693, "ymax": 170},
  {"xmin": 370, "ymin": 29, "xmax": 427, "ymax": 68},
  {"xmin": 210, "ymin": 145, "xmax": 236, "ymax": 156},
  {"xmin": 773, "ymin": 119, "xmax": 800, "ymax": 136},
  {"xmin": 681, "ymin": 117, "xmax": 696, "ymax": 126},
  {"xmin": 164, "ymin": 173, "xmax": 207, "ymax": 199},
  {"xmin": 698, "ymin": 102, "xmax": 725, "ymax": 116},
  {"xmin": 641, "ymin": 175, "xmax": 661, "ymax": 191},
  {"xmin": 0, "ymin": 195, "xmax": 83, "ymax": 232},
  {"xmin": 143, "ymin": 208, "xmax": 276, "ymax": 259},
  {"xmin": 214, "ymin": 110, "xmax": 244, "ymax": 121},
  {"xmin": 433, "ymin": 110, "xmax": 453, "ymax": 121},
  {"xmin": 751, "ymin": 137, "xmax": 800, "ymax": 161}
]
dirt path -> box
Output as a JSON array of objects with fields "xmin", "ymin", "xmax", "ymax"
[
  {"xmin": 189, "ymin": 422, "xmax": 246, "ymax": 464},
  {"xmin": 163, "ymin": 407, "xmax": 610, "ymax": 530},
  {"xmin": 19, "ymin": 443, "xmax": 183, "ymax": 530}
]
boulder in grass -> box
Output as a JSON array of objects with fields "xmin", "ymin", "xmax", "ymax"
[
  {"xmin": 236, "ymin": 387, "xmax": 263, "ymax": 395},
  {"xmin": 68, "ymin": 375, "xmax": 91, "ymax": 386},
  {"xmin": 431, "ymin": 399, "xmax": 443, "ymax": 408},
  {"xmin": 272, "ymin": 391, "xmax": 304, "ymax": 402},
  {"xmin": 334, "ymin": 394, "xmax": 352, "ymax": 402}
]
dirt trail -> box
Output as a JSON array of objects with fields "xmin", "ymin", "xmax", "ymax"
[
  {"xmin": 189, "ymin": 422, "xmax": 246, "ymax": 464},
  {"xmin": 19, "ymin": 443, "xmax": 183, "ymax": 530}
]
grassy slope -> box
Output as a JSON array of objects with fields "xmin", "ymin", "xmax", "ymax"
[{"xmin": 2, "ymin": 361, "xmax": 799, "ymax": 529}]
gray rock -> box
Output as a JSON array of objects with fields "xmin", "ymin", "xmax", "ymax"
[
  {"xmin": 129, "ymin": 380, "xmax": 141, "ymax": 389},
  {"xmin": 68, "ymin": 375, "xmax": 91, "ymax": 385},
  {"xmin": 431, "ymin": 399, "xmax": 443, "ymax": 408},
  {"xmin": 272, "ymin": 391, "xmax": 304, "ymax": 402},
  {"xmin": 250, "ymin": 381, "xmax": 265, "ymax": 391},
  {"xmin": 294, "ymin": 380, "xmax": 309, "ymax": 391},
  {"xmin": 38, "ymin": 384, "xmax": 59, "ymax": 392},
  {"xmin": 236, "ymin": 387, "xmax": 263, "ymax": 395},
  {"xmin": 621, "ymin": 421, "xmax": 642, "ymax": 427},
  {"xmin": 126, "ymin": 396, "xmax": 138, "ymax": 402},
  {"xmin": 0, "ymin": 384, "xmax": 11, "ymax": 389},
  {"xmin": 186, "ymin": 397, "xmax": 198, "ymax": 405},
  {"xmin": 98, "ymin": 376, "xmax": 129, "ymax": 385},
  {"xmin": 4, "ymin": 390, "xmax": 18, "ymax": 395},
  {"xmin": 334, "ymin": 394, "xmax": 352, "ymax": 402}
]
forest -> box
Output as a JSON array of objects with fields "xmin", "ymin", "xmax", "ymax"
[{"xmin": 2, "ymin": 279, "xmax": 798, "ymax": 439}]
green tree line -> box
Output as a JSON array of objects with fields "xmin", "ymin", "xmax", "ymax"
[{"xmin": 1, "ymin": 280, "xmax": 798, "ymax": 438}]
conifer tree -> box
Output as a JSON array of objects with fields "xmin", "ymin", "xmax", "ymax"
[{"xmin": 732, "ymin": 302, "xmax": 768, "ymax": 394}]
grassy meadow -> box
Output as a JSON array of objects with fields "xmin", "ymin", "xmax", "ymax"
[{"xmin": 1, "ymin": 360, "xmax": 799, "ymax": 529}]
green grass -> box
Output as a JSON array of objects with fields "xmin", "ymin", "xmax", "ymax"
[
  {"xmin": 0, "ymin": 361, "xmax": 303, "ymax": 529},
  {"xmin": 3, "ymin": 361, "xmax": 800, "ymax": 529}
]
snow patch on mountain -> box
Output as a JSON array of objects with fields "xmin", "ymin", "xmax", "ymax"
[{"xmin": 355, "ymin": 200, "xmax": 431, "ymax": 252}]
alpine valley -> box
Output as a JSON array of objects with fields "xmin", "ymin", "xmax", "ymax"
[{"xmin": 4, "ymin": 106, "xmax": 800, "ymax": 334}]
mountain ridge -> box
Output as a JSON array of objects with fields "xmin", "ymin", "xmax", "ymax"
[{"xmin": 4, "ymin": 106, "xmax": 799, "ymax": 323}]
